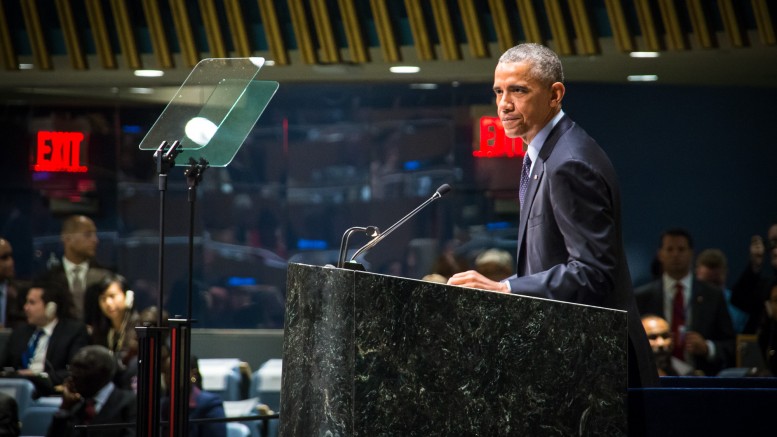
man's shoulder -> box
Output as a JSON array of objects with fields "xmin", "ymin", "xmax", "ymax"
[
  {"xmin": 9, "ymin": 323, "xmax": 35, "ymax": 339},
  {"xmin": 634, "ymin": 280, "xmax": 661, "ymax": 296},
  {"xmin": 692, "ymin": 279, "xmax": 726, "ymax": 299},
  {"xmin": 52, "ymin": 318, "xmax": 89, "ymax": 336},
  {"xmin": 108, "ymin": 387, "xmax": 136, "ymax": 405}
]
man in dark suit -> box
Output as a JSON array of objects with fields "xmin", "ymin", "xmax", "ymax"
[
  {"xmin": 0, "ymin": 281, "xmax": 90, "ymax": 387},
  {"xmin": 40, "ymin": 215, "xmax": 111, "ymax": 328},
  {"xmin": 634, "ymin": 229, "xmax": 735, "ymax": 375},
  {"xmin": 47, "ymin": 345, "xmax": 136, "ymax": 437},
  {"xmin": 0, "ymin": 238, "xmax": 26, "ymax": 328},
  {"xmin": 448, "ymin": 43, "xmax": 658, "ymax": 388}
]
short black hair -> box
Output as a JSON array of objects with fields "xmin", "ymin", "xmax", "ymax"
[
  {"xmin": 659, "ymin": 228, "xmax": 694, "ymax": 249},
  {"xmin": 70, "ymin": 345, "xmax": 117, "ymax": 386},
  {"xmin": 27, "ymin": 280, "xmax": 75, "ymax": 319}
]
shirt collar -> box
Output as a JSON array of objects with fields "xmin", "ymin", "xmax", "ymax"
[
  {"xmin": 525, "ymin": 109, "xmax": 565, "ymax": 164},
  {"xmin": 662, "ymin": 272, "xmax": 692, "ymax": 295},
  {"xmin": 62, "ymin": 257, "xmax": 89, "ymax": 274},
  {"xmin": 41, "ymin": 318, "xmax": 58, "ymax": 336},
  {"xmin": 92, "ymin": 382, "xmax": 115, "ymax": 414}
]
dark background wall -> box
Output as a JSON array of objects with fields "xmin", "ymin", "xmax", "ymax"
[{"xmin": 563, "ymin": 82, "xmax": 777, "ymax": 286}]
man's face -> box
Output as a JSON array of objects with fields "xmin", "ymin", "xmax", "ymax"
[
  {"xmin": 62, "ymin": 218, "xmax": 98, "ymax": 261},
  {"xmin": 658, "ymin": 235, "xmax": 693, "ymax": 279},
  {"xmin": 24, "ymin": 288, "xmax": 48, "ymax": 327},
  {"xmin": 642, "ymin": 316, "xmax": 673, "ymax": 365},
  {"xmin": 0, "ymin": 239, "xmax": 14, "ymax": 281},
  {"xmin": 493, "ymin": 61, "xmax": 563, "ymax": 142},
  {"xmin": 695, "ymin": 264, "xmax": 725, "ymax": 288}
]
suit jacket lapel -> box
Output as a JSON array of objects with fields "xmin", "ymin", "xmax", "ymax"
[{"xmin": 515, "ymin": 115, "xmax": 573, "ymax": 272}]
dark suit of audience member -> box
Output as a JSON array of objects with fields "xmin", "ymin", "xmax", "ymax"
[
  {"xmin": 161, "ymin": 356, "xmax": 227, "ymax": 437},
  {"xmin": 635, "ymin": 229, "xmax": 736, "ymax": 376},
  {"xmin": 757, "ymin": 282, "xmax": 777, "ymax": 375},
  {"xmin": 0, "ymin": 282, "xmax": 90, "ymax": 386},
  {"xmin": 731, "ymin": 225, "xmax": 777, "ymax": 334},
  {"xmin": 40, "ymin": 215, "xmax": 111, "ymax": 327},
  {"xmin": 0, "ymin": 238, "xmax": 26, "ymax": 329},
  {"xmin": 47, "ymin": 345, "xmax": 136, "ymax": 437},
  {"xmin": 0, "ymin": 392, "xmax": 20, "ymax": 437}
]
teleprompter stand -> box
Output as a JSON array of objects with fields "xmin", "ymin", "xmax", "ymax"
[{"xmin": 132, "ymin": 58, "xmax": 278, "ymax": 437}]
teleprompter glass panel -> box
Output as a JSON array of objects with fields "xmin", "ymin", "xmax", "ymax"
[{"xmin": 138, "ymin": 58, "xmax": 279, "ymax": 167}]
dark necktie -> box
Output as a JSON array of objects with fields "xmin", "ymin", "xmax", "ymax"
[
  {"xmin": 671, "ymin": 282, "xmax": 685, "ymax": 360},
  {"xmin": 71, "ymin": 266, "xmax": 85, "ymax": 317},
  {"xmin": 519, "ymin": 153, "xmax": 532, "ymax": 208},
  {"xmin": 83, "ymin": 398, "xmax": 97, "ymax": 423},
  {"xmin": 71, "ymin": 266, "xmax": 84, "ymax": 294},
  {"xmin": 22, "ymin": 329, "xmax": 44, "ymax": 369}
]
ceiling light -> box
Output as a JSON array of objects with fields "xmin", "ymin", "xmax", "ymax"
[
  {"xmin": 129, "ymin": 87, "xmax": 154, "ymax": 94},
  {"xmin": 629, "ymin": 52, "xmax": 660, "ymax": 58},
  {"xmin": 18, "ymin": 63, "xmax": 34, "ymax": 70},
  {"xmin": 627, "ymin": 75, "xmax": 658, "ymax": 82},
  {"xmin": 134, "ymin": 69, "xmax": 164, "ymax": 77},
  {"xmin": 264, "ymin": 60, "xmax": 276, "ymax": 66},
  {"xmin": 390, "ymin": 66, "xmax": 420, "ymax": 74}
]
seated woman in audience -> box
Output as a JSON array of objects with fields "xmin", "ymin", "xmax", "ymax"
[{"xmin": 89, "ymin": 274, "xmax": 140, "ymax": 388}]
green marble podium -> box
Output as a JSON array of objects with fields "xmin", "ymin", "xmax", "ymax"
[{"xmin": 280, "ymin": 263, "xmax": 627, "ymax": 436}]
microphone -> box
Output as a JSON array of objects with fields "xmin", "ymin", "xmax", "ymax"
[
  {"xmin": 349, "ymin": 184, "xmax": 452, "ymax": 265},
  {"xmin": 337, "ymin": 226, "xmax": 380, "ymax": 268}
]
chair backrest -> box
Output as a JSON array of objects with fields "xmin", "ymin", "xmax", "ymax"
[
  {"xmin": 0, "ymin": 378, "xmax": 35, "ymax": 416},
  {"xmin": 227, "ymin": 422, "xmax": 252, "ymax": 437},
  {"xmin": 20, "ymin": 403, "xmax": 59, "ymax": 436},
  {"xmin": 199, "ymin": 358, "xmax": 243, "ymax": 401},
  {"xmin": 250, "ymin": 359, "xmax": 282, "ymax": 412}
]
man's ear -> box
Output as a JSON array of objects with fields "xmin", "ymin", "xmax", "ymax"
[{"xmin": 550, "ymin": 82, "xmax": 565, "ymax": 108}]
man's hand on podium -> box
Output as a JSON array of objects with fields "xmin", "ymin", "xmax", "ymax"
[{"xmin": 447, "ymin": 270, "xmax": 510, "ymax": 293}]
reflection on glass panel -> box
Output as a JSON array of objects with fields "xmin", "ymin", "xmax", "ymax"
[{"xmin": 2, "ymin": 82, "xmax": 522, "ymax": 330}]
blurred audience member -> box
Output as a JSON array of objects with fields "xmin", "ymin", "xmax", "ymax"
[
  {"xmin": 641, "ymin": 314, "xmax": 695, "ymax": 376},
  {"xmin": 635, "ymin": 228, "xmax": 735, "ymax": 375},
  {"xmin": 695, "ymin": 248, "xmax": 749, "ymax": 334},
  {"xmin": 758, "ymin": 282, "xmax": 777, "ymax": 375},
  {"xmin": 732, "ymin": 223, "xmax": 777, "ymax": 334},
  {"xmin": 41, "ymin": 215, "xmax": 111, "ymax": 327},
  {"xmin": 0, "ymin": 391, "xmax": 20, "ymax": 437},
  {"xmin": 0, "ymin": 281, "xmax": 89, "ymax": 387},
  {"xmin": 474, "ymin": 249, "xmax": 514, "ymax": 282},
  {"xmin": 90, "ymin": 274, "xmax": 140, "ymax": 389},
  {"xmin": 161, "ymin": 356, "xmax": 227, "ymax": 437},
  {"xmin": 47, "ymin": 345, "xmax": 136, "ymax": 437},
  {"xmin": 0, "ymin": 238, "xmax": 26, "ymax": 328},
  {"xmin": 422, "ymin": 273, "xmax": 448, "ymax": 284}
]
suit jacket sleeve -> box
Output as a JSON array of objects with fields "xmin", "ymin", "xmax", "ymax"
[
  {"xmin": 507, "ymin": 158, "xmax": 617, "ymax": 305},
  {"xmin": 48, "ymin": 321, "xmax": 91, "ymax": 386}
]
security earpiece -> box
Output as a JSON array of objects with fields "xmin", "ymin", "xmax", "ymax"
[{"xmin": 45, "ymin": 301, "xmax": 57, "ymax": 320}]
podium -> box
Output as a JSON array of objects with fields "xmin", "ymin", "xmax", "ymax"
[{"xmin": 280, "ymin": 263, "xmax": 627, "ymax": 435}]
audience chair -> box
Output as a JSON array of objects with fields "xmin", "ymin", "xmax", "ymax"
[{"xmin": 0, "ymin": 378, "xmax": 35, "ymax": 418}]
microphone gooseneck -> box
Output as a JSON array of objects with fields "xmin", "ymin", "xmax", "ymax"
[
  {"xmin": 349, "ymin": 184, "xmax": 452, "ymax": 263},
  {"xmin": 337, "ymin": 226, "xmax": 380, "ymax": 268}
]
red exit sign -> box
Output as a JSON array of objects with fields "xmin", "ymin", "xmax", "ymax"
[
  {"xmin": 474, "ymin": 116, "xmax": 524, "ymax": 158},
  {"xmin": 32, "ymin": 131, "xmax": 88, "ymax": 173}
]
